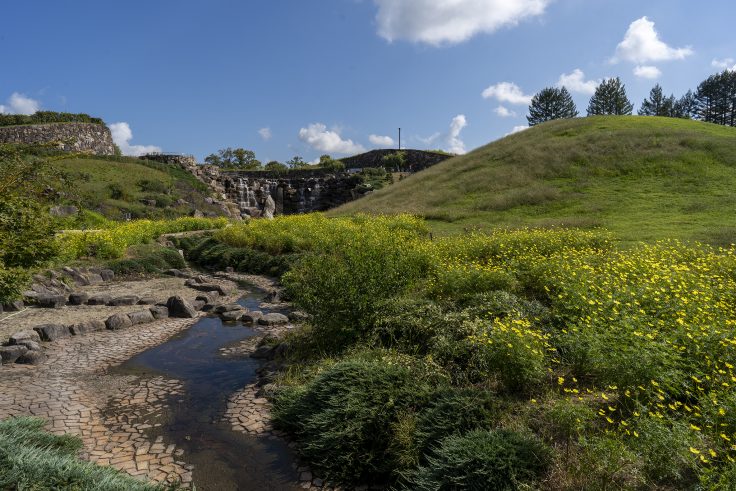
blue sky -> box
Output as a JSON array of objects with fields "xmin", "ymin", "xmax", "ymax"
[{"xmin": 1, "ymin": 0, "xmax": 735, "ymax": 162}]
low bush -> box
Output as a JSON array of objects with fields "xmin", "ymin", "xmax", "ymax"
[
  {"xmin": 105, "ymin": 244, "xmax": 186, "ymax": 276},
  {"xmin": 408, "ymin": 429, "xmax": 552, "ymax": 490},
  {"xmin": 0, "ymin": 265, "xmax": 31, "ymax": 304}
]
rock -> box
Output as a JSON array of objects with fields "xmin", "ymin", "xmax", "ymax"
[
  {"xmin": 137, "ymin": 297, "xmax": 157, "ymax": 305},
  {"xmin": 2, "ymin": 300, "xmax": 24, "ymax": 311},
  {"xmin": 241, "ymin": 311, "xmax": 263, "ymax": 323},
  {"xmin": 186, "ymin": 281, "xmax": 236, "ymax": 296},
  {"xmin": 86, "ymin": 273, "xmax": 104, "ymax": 285},
  {"xmin": 214, "ymin": 303, "xmax": 244, "ymax": 314},
  {"xmin": 258, "ymin": 313, "xmax": 289, "ymax": 326},
  {"xmin": 208, "ymin": 290, "xmax": 220, "ymax": 298},
  {"xmin": 219, "ymin": 310, "xmax": 243, "ymax": 322},
  {"xmin": 166, "ymin": 296, "xmax": 197, "ymax": 318},
  {"xmin": 201, "ymin": 303, "xmax": 216, "ymax": 312},
  {"xmin": 68, "ymin": 292, "xmax": 89, "ymax": 305},
  {"xmin": 196, "ymin": 294, "xmax": 213, "ymax": 303},
  {"xmin": 106, "ymin": 295, "xmax": 139, "ymax": 306},
  {"xmin": 128, "ymin": 310, "xmax": 155, "ymax": 325},
  {"xmin": 192, "ymin": 209, "xmax": 205, "ymax": 218},
  {"xmin": 99, "ymin": 269, "xmax": 115, "ymax": 282},
  {"xmin": 250, "ymin": 345, "xmax": 273, "ymax": 359},
  {"xmin": 105, "ymin": 313, "xmax": 133, "ymax": 330},
  {"xmin": 192, "ymin": 300, "xmax": 207, "ymax": 311},
  {"xmin": 149, "ymin": 305, "xmax": 169, "ymax": 319},
  {"xmin": 263, "ymin": 289, "xmax": 281, "ymax": 303},
  {"xmin": 16, "ymin": 340, "xmax": 42, "ymax": 352},
  {"xmin": 9, "ymin": 330, "xmax": 41, "ymax": 345},
  {"xmin": 225, "ymin": 266, "xmax": 234, "ymax": 273},
  {"xmin": 164, "ymin": 269, "xmax": 183, "ymax": 277},
  {"xmin": 288, "ymin": 311, "xmax": 309, "ymax": 322},
  {"xmin": 49, "ymin": 205, "xmax": 79, "ymax": 217},
  {"xmin": 69, "ymin": 320, "xmax": 105, "ymax": 335},
  {"xmin": 87, "ymin": 294, "xmax": 111, "ymax": 306},
  {"xmin": 262, "ymin": 195, "xmax": 276, "ymax": 220},
  {"xmin": 0, "ymin": 345, "xmax": 28, "ymax": 364},
  {"xmin": 37, "ymin": 294, "xmax": 67, "ymax": 308},
  {"xmin": 33, "ymin": 324, "xmax": 70, "ymax": 341},
  {"xmin": 16, "ymin": 350, "xmax": 47, "ymax": 365},
  {"xmin": 62, "ymin": 267, "xmax": 90, "ymax": 286}
]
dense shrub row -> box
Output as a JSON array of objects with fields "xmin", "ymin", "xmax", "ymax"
[
  {"xmin": 0, "ymin": 111, "xmax": 104, "ymax": 127},
  {"xmin": 180, "ymin": 214, "xmax": 736, "ymax": 489}
]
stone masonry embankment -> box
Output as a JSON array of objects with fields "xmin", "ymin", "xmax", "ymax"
[{"xmin": 0, "ymin": 122, "xmax": 116, "ymax": 155}]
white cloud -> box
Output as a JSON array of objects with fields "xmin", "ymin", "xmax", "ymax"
[
  {"xmin": 557, "ymin": 69, "xmax": 599, "ymax": 95},
  {"xmin": 494, "ymin": 106, "xmax": 516, "ymax": 118},
  {"xmin": 712, "ymin": 58, "xmax": 736, "ymax": 71},
  {"xmin": 374, "ymin": 0, "xmax": 551, "ymax": 46},
  {"xmin": 298, "ymin": 123, "xmax": 366, "ymax": 155},
  {"xmin": 417, "ymin": 132, "xmax": 441, "ymax": 146},
  {"xmin": 369, "ymin": 134, "xmax": 395, "ymax": 147},
  {"xmin": 0, "ymin": 92, "xmax": 41, "ymax": 115},
  {"xmin": 447, "ymin": 114, "xmax": 468, "ymax": 154},
  {"xmin": 258, "ymin": 127, "xmax": 272, "ymax": 141},
  {"xmin": 633, "ymin": 65, "xmax": 662, "ymax": 79},
  {"xmin": 109, "ymin": 122, "xmax": 162, "ymax": 157},
  {"xmin": 613, "ymin": 17, "xmax": 693, "ymax": 64},
  {"xmin": 482, "ymin": 82, "xmax": 532, "ymax": 105},
  {"xmin": 505, "ymin": 125, "xmax": 529, "ymax": 137}
]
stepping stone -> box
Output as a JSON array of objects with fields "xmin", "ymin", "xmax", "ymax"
[
  {"xmin": 166, "ymin": 296, "xmax": 197, "ymax": 318},
  {"xmin": 149, "ymin": 305, "xmax": 169, "ymax": 319},
  {"xmin": 241, "ymin": 311, "xmax": 263, "ymax": 323},
  {"xmin": 137, "ymin": 297, "xmax": 157, "ymax": 305},
  {"xmin": 99, "ymin": 269, "xmax": 115, "ymax": 281},
  {"xmin": 214, "ymin": 304, "xmax": 244, "ymax": 314},
  {"xmin": 258, "ymin": 313, "xmax": 289, "ymax": 326},
  {"xmin": 219, "ymin": 310, "xmax": 243, "ymax": 322},
  {"xmin": 106, "ymin": 313, "xmax": 133, "ymax": 330},
  {"xmin": 128, "ymin": 310, "xmax": 154, "ymax": 325},
  {"xmin": 0, "ymin": 345, "xmax": 27, "ymax": 364},
  {"xmin": 33, "ymin": 323, "xmax": 71, "ymax": 341},
  {"xmin": 37, "ymin": 295, "xmax": 67, "ymax": 308},
  {"xmin": 8, "ymin": 330, "xmax": 41, "ymax": 345},
  {"xmin": 68, "ymin": 292, "xmax": 89, "ymax": 305},
  {"xmin": 87, "ymin": 294, "xmax": 111, "ymax": 306},
  {"xmin": 69, "ymin": 320, "xmax": 106, "ymax": 335},
  {"xmin": 107, "ymin": 295, "xmax": 139, "ymax": 306},
  {"xmin": 16, "ymin": 350, "xmax": 47, "ymax": 365}
]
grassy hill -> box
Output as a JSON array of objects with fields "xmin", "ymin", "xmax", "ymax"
[
  {"xmin": 331, "ymin": 116, "xmax": 736, "ymax": 244},
  {"xmin": 47, "ymin": 154, "xmax": 222, "ymax": 221}
]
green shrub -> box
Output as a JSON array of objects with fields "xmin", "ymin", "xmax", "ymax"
[
  {"xmin": 138, "ymin": 179, "xmax": 170, "ymax": 194},
  {"xmin": 0, "ymin": 197, "xmax": 59, "ymax": 268},
  {"xmin": 371, "ymin": 296, "xmax": 447, "ymax": 354},
  {"xmin": 105, "ymin": 245, "xmax": 186, "ymax": 276},
  {"xmin": 272, "ymin": 354, "xmax": 437, "ymax": 485},
  {"xmin": 409, "ymin": 429, "xmax": 552, "ymax": 490},
  {"xmin": 0, "ymin": 264, "xmax": 31, "ymax": 304},
  {"xmin": 626, "ymin": 418, "xmax": 698, "ymax": 485}
]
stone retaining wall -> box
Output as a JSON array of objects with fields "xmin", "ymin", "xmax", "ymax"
[{"xmin": 0, "ymin": 123, "xmax": 116, "ymax": 155}]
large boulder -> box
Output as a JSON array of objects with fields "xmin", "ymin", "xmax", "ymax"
[
  {"xmin": 213, "ymin": 304, "xmax": 244, "ymax": 314},
  {"xmin": 69, "ymin": 320, "xmax": 106, "ymax": 336},
  {"xmin": 37, "ymin": 295, "xmax": 67, "ymax": 309},
  {"xmin": 258, "ymin": 313, "xmax": 289, "ymax": 326},
  {"xmin": 166, "ymin": 296, "xmax": 197, "ymax": 318},
  {"xmin": 8, "ymin": 330, "xmax": 41, "ymax": 345},
  {"xmin": 68, "ymin": 292, "xmax": 90, "ymax": 305},
  {"xmin": 137, "ymin": 297, "xmax": 157, "ymax": 305},
  {"xmin": 16, "ymin": 350, "xmax": 47, "ymax": 365},
  {"xmin": 0, "ymin": 345, "xmax": 28, "ymax": 364},
  {"xmin": 192, "ymin": 300, "xmax": 207, "ymax": 311},
  {"xmin": 128, "ymin": 310, "xmax": 154, "ymax": 325},
  {"xmin": 149, "ymin": 305, "xmax": 169, "ymax": 319},
  {"xmin": 15, "ymin": 340, "xmax": 42, "ymax": 352},
  {"xmin": 99, "ymin": 269, "xmax": 115, "ymax": 282},
  {"xmin": 2, "ymin": 300, "xmax": 24, "ymax": 311},
  {"xmin": 33, "ymin": 324, "xmax": 70, "ymax": 342},
  {"xmin": 105, "ymin": 313, "xmax": 133, "ymax": 330},
  {"xmin": 219, "ymin": 310, "xmax": 243, "ymax": 322},
  {"xmin": 241, "ymin": 311, "xmax": 263, "ymax": 324},
  {"xmin": 87, "ymin": 294, "xmax": 111, "ymax": 306},
  {"xmin": 107, "ymin": 295, "xmax": 139, "ymax": 306}
]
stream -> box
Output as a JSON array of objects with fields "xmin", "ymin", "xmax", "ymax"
[{"xmin": 113, "ymin": 291, "xmax": 299, "ymax": 490}]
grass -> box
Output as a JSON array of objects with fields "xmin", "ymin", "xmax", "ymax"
[
  {"xmin": 331, "ymin": 116, "xmax": 736, "ymax": 244},
  {"xmin": 0, "ymin": 417, "xmax": 167, "ymax": 490},
  {"xmin": 48, "ymin": 155, "xmax": 221, "ymax": 220}
]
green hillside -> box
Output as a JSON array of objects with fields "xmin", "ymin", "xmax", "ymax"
[
  {"xmin": 331, "ymin": 116, "xmax": 736, "ymax": 244},
  {"xmin": 47, "ymin": 155, "xmax": 222, "ymax": 220}
]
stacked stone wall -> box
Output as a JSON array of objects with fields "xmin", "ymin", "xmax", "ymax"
[{"xmin": 0, "ymin": 123, "xmax": 116, "ymax": 155}]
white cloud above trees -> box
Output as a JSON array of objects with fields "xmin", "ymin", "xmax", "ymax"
[
  {"xmin": 494, "ymin": 106, "xmax": 516, "ymax": 118},
  {"xmin": 633, "ymin": 65, "xmax": 662, "ymax": 79},
  {"xmin": 298, "ymin": 123, "xmax": 366, "ymax": 155},
  {"xmin": 258, "ymin": 127, "xmax": 272, "ymax": 141},
  {"xmin": 482, "ymin": 82, "xmax": 533, "ymax": 105},
  {"xmin": 373, "ymin": 0, "xmax": 551, "ymax": 46},
  {"xmin": 109, "ymin": 122, "xmax": 161, "ymax": 156},
  {"xmin": 447, "ymin": 114, "xmax": 468, "ymax": 154},
  {"xmin": 0, "ymin": 92, "xmax": 41, "ymax": 115},
  {"xmin": 613, "ymin": 17, "xmax": 693, "ymax": 64},
  {"xmin": 557, "ymin": 69, "xmax": 599, "ymax": 95},
  {"xmin": 712, "ymin": 58, "xmax": 736, "ymax": 71}
]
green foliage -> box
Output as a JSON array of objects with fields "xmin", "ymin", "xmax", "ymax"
[
  {"xmin": 264, "ymin": 160, "xmax": 288, "ymax": 172},
  {"xmin": 317, "ymin": 154, "xmax": 345, "ymax": 172},
  {"xmin": 138, "ymin": 179, "xmax": 170, "ymax": 194},
  {"xmin": 0, "ymin": 111, "xmax": 104, "ymax": 127},
  {"xmin": 638, "ymin": 83, "xmax": 682, "ymax": 117},
  {"xmin": 0, "ymin": 266, "xmax": 31, "ymax": 304},
  {"xmin": 0, "ymin": 197, "xmax": 59, "ymax": 269},
  {"xmin": 105, "ymin": 244, "xmax": 186, "ymax": 277},
  {"xmin": 527, "ymin": 86, "xmax": 578, "ymax": 126},
  {"xmin": 205, "ymin": 147, "xmax": 262, "ymax": 169},
  {"xmin": 286, "ymin": 155, "xmax": 309, "ymax": 169},
  {"xmin": 409, "ymin": 429, "xmax": 551, "ymax": 490},
  {"xmin": 587, "ymin": 77, "xmax": 633, "ymax": 116},
  {"xmin": 272, "ymin": 353, "xmax": 437, "ymax": 484},
  {"xmin": 694, "ymin": 70, "xmax": 736, "ymax": 126},
  {"xmin": 381, "ymin": 151, "xmax": 407, "ymax": 171},
  {"xmin": 0, "ymin": 417, "xmax": 163, "ymax": 490}
]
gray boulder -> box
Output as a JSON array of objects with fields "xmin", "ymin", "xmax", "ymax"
[
  {"xmin": 219, "ymin": 310, "xmax": 243, "ymax": 322},
  {"xmin": 149, "ymin": 305, "xmax": 169, "ymax": 319},
  {"xmin": 9, "ymin": 330, "xmax": 41, "ymax": 345},
  {"xmin": 2, "ymin": 300, "xmax": 24, "ymax": 311},
  {"xmin": 107, "ymin": 295, "xmax": 139, "ymax": 306},
  {"xmin": 166, "ymin": 296, "xmax": 197, "ymax": 318},
  {"xmin": 37, "ymin": 295, "xmax": 67, "ymax": 308},
  {"xmin": 105, "ymin": 313, "xmax": 133, "ymax": 330},
  {"xmin": 50, "ymin": 205, "xmax": 79, "ymax": 217},
  {"xmin": 214, "ymin": 304, "xmax": 244, "ymax": 314},
  {"xmin": 128, "ymin": 310, "xmax": 155, "ymax": 325},
  {"xmin": 87, "ymin": 294, "xmax": 111, "ymax": 306},
  {"xmin": 137, "ymin": 297, "xmax": 157, "ymax": 305},
  {"xmin": 258, "ymin": 313, "xmax": 289, "ymax": 326},
  {"xmin": 33, "ymin": 324, "xmax": 70, "ymax": 341},
  {"xmin": 99, "ymin": 269, "xmax": 115, "ymax": 282},
  {"xmin": 69, "ymin": 320, "xmax": 105, "ymax": 335},
  {"xmin": 16, "ymin": 350, "xmax": 47, "ymax": 365},
  {"xmin": 192, "ymin": 300, "xmax": 207, "ymax": 311},
  {"xmin": 16, "ymin": 340, "xmax": 42, "ymax": 352},
  {"xmin": 68, "ymin": 292, "xmax": 90, "ymax": 305},
  {"xmin": 0, "ymin": 345, "xmax": 28, "ymax": 364},
  {"xmin": 241, "ymin": 311, "xmax": 263, "ymax": 323},
  {"xmin": 288, "ymin": 311, "xmax": 310, "ymax": 322}
]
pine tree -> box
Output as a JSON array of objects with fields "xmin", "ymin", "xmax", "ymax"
[
  {"xmin": 638, "ymin": 84, "xmax": 676, "ymax": 117},
  {"xmin": 526, "ymin": 87, "xmax": 579, "ymax": 126},
  {"xmin": 694, "ymin": 71, "xmax": 736, "ymax": 126},
  {"xmin": 673, "ymin": 90, "xmax": 697, "ymax": 119},
  {"xmin": 587, "ymin": 77, "xmax": 634, "ymax": 116}
]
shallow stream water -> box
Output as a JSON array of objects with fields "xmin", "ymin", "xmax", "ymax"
[{"xmin": 115, "ymin": 292, "xmax": 299, "ymax": 490}]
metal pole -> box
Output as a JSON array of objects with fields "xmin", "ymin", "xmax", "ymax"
[{"xmin": 398, "ymin": 128, "xmax": 401, "ymax": 150}]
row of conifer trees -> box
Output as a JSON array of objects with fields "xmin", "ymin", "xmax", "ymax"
[{"xmin": 526, "ymin": 70, "xmax": 736, "ymax": 127}]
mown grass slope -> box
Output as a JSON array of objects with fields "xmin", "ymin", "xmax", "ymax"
[
  {"xmin": 332, "ymin": 116, "xmax": 736, "ymax": 244},
  {"xmin": 49, "ymin": 155, "xmax": 221, "ymax": 220}
]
